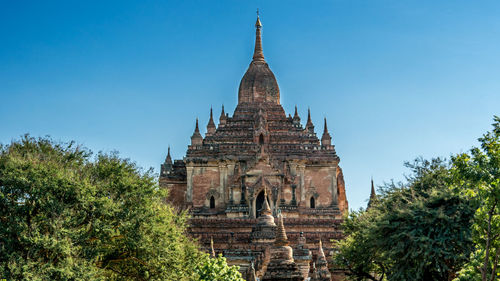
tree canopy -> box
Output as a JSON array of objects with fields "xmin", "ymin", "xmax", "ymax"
[
  {"xmin": 334, "ymin": 158, "xmax": 475, "ymax": 281},
  {"xmin": 451, "ymin": 116, "xmax": 500, "ymax": 281},
  {"xmin": 0, "ymin": 136, "xmax": 243, "ymax": 281},
  {"xmin": 194, "ymin": 254, "xmax": 244, "ymax": 281}
]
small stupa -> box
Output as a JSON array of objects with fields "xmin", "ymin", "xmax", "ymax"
[
  {"xmin": 261, "ymin": 212, "xmax": 305, "ymax": 281},
  {"xmin": 251, "ymin": 188, "xmax": 276, "ymax": 243},
  {"xmin": 310, "ymin": 239, "xmax": 331, "ymax": 281}
]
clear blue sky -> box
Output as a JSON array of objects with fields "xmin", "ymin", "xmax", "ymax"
[{"xmin": 1, "ymin": 1, "xmax": 499, "ymax": 210}]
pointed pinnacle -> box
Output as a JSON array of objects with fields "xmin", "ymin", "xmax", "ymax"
[
  {"xmin": 275, "ymin": 212, "xmax": 289, "ymax": 246},
  {"xmin": 318, "ymin": 239, "xmax": 326, "ymax": 259},
  {"xmin": 370, "ymin": 178, "xmax": 376, "ymax": 198},
  {"xmin": 219, "ymin": 105, "xmax": 226, "ymax": 120},
  {"xmin": 195, "ymin": 118, "xmax": 200, "ymax": 132},
  {"xmin": 165, "ymin": 146, "xmax": 172, "ymax": 164},
  {"xmin": 207, "ymin": 107, "xmax": 216, "ymax": 130},
  {"xmin": 252, "ymin": 14, "xmax": 265, "ymax": 62},
  {"xmin": 210, "ymin": 236, "xmax": 215, "ymax": 258},
  {"xmin": 306, "ymin": 108, "xmax": 314, "ymax": 130},
  {"xmin": 261, "ymin": 188, "xmax": 272, "ymax": 214},
  {"xmin": 256, "ymin": 15, "xmax": 262, "ymax": 27},
  {"xmin": 368, "ymin": 178, "xmax": 377, "ymax": 209}
]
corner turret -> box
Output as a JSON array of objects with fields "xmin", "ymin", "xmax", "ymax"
[
  {"xmin": 321, "ymin": 118, "xmax": 332, "ymax": 146},
  {"xmin": 191, "ymin": 118, "xmax": 203, "ymax": 146},
  {"xmin": 206, "ymin": 107, "xmax": 216, "ymax": 136},
  {"xmin": 305, "ymin": 108, "xmax": 315, "ymax": 135},
  {"xmin": 160, "ymin": 146, "xmax": 173, "ymax": 175},
  {"xmin": 293, "ymin": 106, "xmax": 301, "ymax": 126},
  {"xmin": 219, "ymin": 105, "xmax": 227, "ymax": 126}
]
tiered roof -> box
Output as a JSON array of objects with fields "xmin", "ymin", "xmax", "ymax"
[{"xmin": 185, "ymin": 16, "xmax": 338, "ymax": 163}]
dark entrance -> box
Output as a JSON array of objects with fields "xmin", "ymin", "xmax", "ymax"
[
  {"xmin": 255, "ymin": 190, "xmax": 268, "ymax": 218},
  {"xmin": 259, "ymin": 134, "xmax": 265, "ymax": 145},
  {"xmin": 310, "ymin": 197, "xmax": 316, "ymax": 209},
  {"xmin": 210, "ymin": 196, "xmax": 215, "ymax": 209}
]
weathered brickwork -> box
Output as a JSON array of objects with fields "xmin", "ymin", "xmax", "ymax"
[{"xmin": 160, "ymin": 16, "xmax": 348, "ymax": 280}]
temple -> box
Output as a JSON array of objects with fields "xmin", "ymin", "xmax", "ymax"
[
  {"xmin": 160, "ymin": 15, "xmax": 348, "ymax": 280},
  {"xmin": 367, "ymin": 178, "xmax": 377, "ymax": 209}
]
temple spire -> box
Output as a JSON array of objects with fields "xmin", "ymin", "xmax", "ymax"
[
  {"xmin": 321, "ymin": 118, "xmax": 331, "ymax": 146},
  {"xmin": 293, "ymin": 105, "xmax": 301, "ymax": 124},
  {"xmin": 318, "ymin": 239, "xmax": 326, "ymax": 260},
  {"xmin": 253, "ymin": 13, "xmax": 265, "ymax": 62},
  {"xmin": 261, "ymin": 188, "xmax": 272, "ymax": 215},
  {"xmin": 165, "ymin": 146, "xmax": 172, "ymax": 165},
  {"xmin": 306, "ymin": 108, "xmax": 315, "ymax": 134},
  {"xmin": 191, "ymin": 118, "xmax": 203, "ymax": 146},
  {"xmin": 314, "ymin": 239, "xmax": 332, "ymax": 280},
  {"xmin": 275, "ymin": 212, "xmax": 289, "ymax": 246},
  {"xmin": 238, "ymin": 13, "xmax": 280, "ymax": 104},
  {"xmin": 219, "ymin": 105, "xmax": 227, "ymax": 126},
  {"xmin": 161, "ymin": 146, "xmax": 173, "ymax": 175},
  {"xmin": 368, "ymin": 178, "xmax": 377, "ymax": 209},
  {"xmin": 206, "ymin": 107, "xmax": 216, "ymax": 136}
]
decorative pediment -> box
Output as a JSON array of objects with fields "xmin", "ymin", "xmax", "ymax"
[
  {"xmin": 245, "ymin": 157, "xmax": 283, "ymax": 177},
  {"xmin": 206, "ymin": 189, "xmax": 220, "ymax": 200},
  {"xmin": 305, "ymin": 187, "xmax": 319, "ymax": 199}
]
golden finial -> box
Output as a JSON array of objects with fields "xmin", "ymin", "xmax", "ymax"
[
  {"xmin": 253, "ymin": 9, "xmax": 264, "ymax": 61},
  {"xmin": 255, "ymin": 9, "xmax": 262, "ymax": 28}
]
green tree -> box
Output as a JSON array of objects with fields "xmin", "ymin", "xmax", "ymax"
[
  {"xmin": 194, "ymin": 254, "xmax": 244, "ymax": 281},
  {"xmin": 451, "ymin": 116, "xmax": 500, "ymax": 281},
  {"xmin": 334, "ymin": 158, "xmax": 475, "ymax": 281},
  {"xmin": 0, "ymin": 136, "xmax": 235, "ymax": 280}
]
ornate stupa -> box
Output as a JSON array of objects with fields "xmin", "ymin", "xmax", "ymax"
[{"xmin": 262, "ymin": 213, "xmax": 305, "ymax": 281}]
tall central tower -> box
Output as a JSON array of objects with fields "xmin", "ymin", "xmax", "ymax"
[{"xmin": 160, "ymin": 15, "xmax": 348, "ymax": 280}]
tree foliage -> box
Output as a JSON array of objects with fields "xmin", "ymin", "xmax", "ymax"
[
  {"xmin": 0, "ymin": 136, "xmax": 241, "ymax": 280},
  {"xmin": 334, "ymin": 158, "xmax": 475, "ymax": 281},
  {"xmin": 451, "ymin": 116, "xmax": 500, "ymax": 281},
  {"xmin": 193, "ymin": 254, "xmax": 243, "ymax": 281}
]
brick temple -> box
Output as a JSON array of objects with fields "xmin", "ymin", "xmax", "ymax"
[{"xmin": 160, "ymin": 15, "xmax": 348, "ymax": 280}]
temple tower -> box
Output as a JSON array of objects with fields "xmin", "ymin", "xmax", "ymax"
[{"xmin": 159, "ymin": 14, "xmax": 349, "ymax": 280}]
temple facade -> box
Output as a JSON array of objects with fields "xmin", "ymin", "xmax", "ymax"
[{"xmin": 160, "ymin": 16, "xmax": 348, "ymax": 280}]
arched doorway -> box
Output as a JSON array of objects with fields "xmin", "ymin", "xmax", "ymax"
[
  {"xmin": 259, "ymin": 134, "xmax": 265, "ymax": 145},
  {"xmin": 210, "ymin": 196, "xmax": 215, "ymax": 209},
  {"xmin": 255, "ymin": 190, "xmax": 268, "ymax": 218},
  {"xmin": 310, "ymin": 197, "xmax": 316, "ymax": 209}
]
